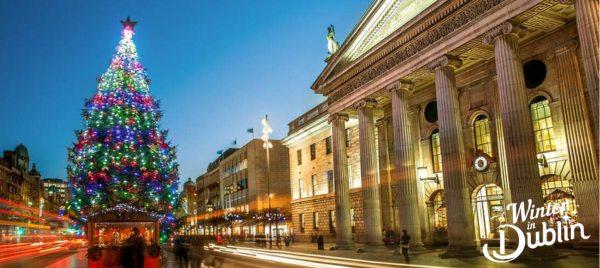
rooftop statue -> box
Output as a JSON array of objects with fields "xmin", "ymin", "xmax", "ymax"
[{"xmin": 327, "ymin": 24, "xmax": 340, "ymax": 55}]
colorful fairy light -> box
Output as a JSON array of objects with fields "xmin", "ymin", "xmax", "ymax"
[{"xmin": 67, "ymin": 17, "xmax": 180, "ymax": 239}]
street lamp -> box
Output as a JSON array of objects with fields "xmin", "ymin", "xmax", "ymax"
[{"xmin": 261, "ymin": 115, "xmax": 273, "ymax": 248}]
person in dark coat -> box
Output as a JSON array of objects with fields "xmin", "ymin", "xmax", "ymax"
[
  {"xmin": 121, "ymin": 227, "xmax": 146, "ymax": 268},
  {"xmin": 400, "ymin": 230, "xmax": 410, "ymax": 264},
  {"xmin": 317, "ymin": 235, "xmax": 324, "ymax": 250}
]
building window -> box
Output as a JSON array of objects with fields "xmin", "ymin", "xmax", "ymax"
[
  {"xmin": 327, "ymin": 170, "xmax": 334, "ymax": 193},
  {"xmin": 325, "ymin": 136, "xmax": 332, "ymax": 155},
  {"xmin": 433, "ymin": 191, "xmax": 447, "ymax": 230},
  {"xmin": 345, "ymin": 128, "xmax": 352, "ymax": 147},
  {"xmin": 300, "ymin": 214, "xmax": 305, "ymax": 232},
  {"xmin": 431, "ymin": 130, "xmax": 442, "ymax": 173},
  {"xmin": 298, "ymin": 179, "xmax": 303, "ymax": 199},
  {"xmin": 237, "ymin": 179, "xmax": 248, "ymax": 190},
  {"xmin": 530, "ymin": 97, "xmax": 556, "ymax": 153},
  {"xmin": 311, "ymin": 175, "xmax": 317, "ymax": 196},
  {"xmin": 297, "ymin": 150, "xmax": 302, "ymax": 166},
  {"xmin": 314, "ymin": 212, "xmax": 319, "ymax": 230},
  {"xmin": 329, "ymin": 210, "xmax": 336, "ymax": 233},
  {"xmin": 474, "ymin": 115, "xmax": 492, "ymax": 156},
  {"xmin": 350, "ymin": 208, "xmax": 356, "ymax": 233},
  {"xmin": 310, "ymin": 143, "xmax": 316, "ymax": 160}
]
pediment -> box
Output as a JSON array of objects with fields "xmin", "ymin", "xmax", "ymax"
[{"xmin": 313, "ymin": 0, "xmax": 437, "ymax": 93}]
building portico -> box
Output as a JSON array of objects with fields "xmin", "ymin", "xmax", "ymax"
[{"xmin": 296, "ymin": 0, "xmax": 599, "ymax": 259}]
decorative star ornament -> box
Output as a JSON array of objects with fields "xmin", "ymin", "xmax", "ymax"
[
  {"xmin": 120, "ymin": 16, "xmax": 137, "ymax": 32},
  {"xmin": 148, "ymin": 144, "xmax": 157, "ymax": 151}
]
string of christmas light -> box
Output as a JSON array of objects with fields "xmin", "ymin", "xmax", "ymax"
[{"xmin": 67, "ymin": 17, "xmax": 180, "ymax": 242}]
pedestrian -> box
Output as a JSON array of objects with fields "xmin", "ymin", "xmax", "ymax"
[
  {"xmin": 121, "ymin": 227, "xmax": 146, "ymax": 268},
  {"xmin": 317, "ymin": 235, "xmax": 324, "ymax": 250},
  {"xmin": 400, "ymin": 230, "xmax": 410, "ymax": 264}
]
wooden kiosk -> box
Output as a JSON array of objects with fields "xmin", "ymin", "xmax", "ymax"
[{"xmin": 87, "ymin": 209, "xmax": 162, "ymax": 268}]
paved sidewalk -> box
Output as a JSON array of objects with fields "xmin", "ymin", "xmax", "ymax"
[{"xmin": 224, "ymin": 241, "xmax": 600, "ymax": 268}]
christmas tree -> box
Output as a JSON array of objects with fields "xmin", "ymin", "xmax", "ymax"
[{"xmin": 67, "ymin": 17, "xmax": 179, "ymax": 241}]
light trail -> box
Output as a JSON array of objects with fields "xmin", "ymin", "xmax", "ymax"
[
  {"xmin": 208, "ymin": 244, "xmax": 450, "ymax": 268},
  {"xmin": 0, "ymin": 198, "xmax": 66, "ymax": 220},
  {"xmin": 0, "ymin": 240, "xmax": 71, "ymax": 263},
  {"xmin": 0, "ymin": 209, "xmax": 44, "ymax": 221}
]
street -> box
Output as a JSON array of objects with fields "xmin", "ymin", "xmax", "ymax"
[{"xmin": 2, "ymin": 244, "xmax": 599, "ymax": 268}]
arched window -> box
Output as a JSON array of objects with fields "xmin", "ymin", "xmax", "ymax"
[
  {"xmin": 431, "ymin": 130, "xmax": 442, "ymax": 173},
  {"xmin": 473, "ymin": 115, "xmax": 492, "ymax": 156},
  {"xmin": 530, "ymin": 97, "xmax": 556, "ymax": 153},
  {"xmin": 433, "ymin": 191, "xmax": 447, "ymax": 230}
]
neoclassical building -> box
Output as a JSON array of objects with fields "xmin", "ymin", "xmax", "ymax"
[{"xmin": 286, "ymin": 0, "xmax": 598, "ymax": 258}]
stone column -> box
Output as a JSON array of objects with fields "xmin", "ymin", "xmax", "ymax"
[
  {"xmin": 483, "ymin": 22, "xmax": 556, "ymax": 260},
  {"xmin": 560, "ymin": 0, "xmax": 599, "ymax": 153},
  {"xmin": 490, "ymin": 75, "xmax": 516, "ymax": 243},
  {"xmin": 387, "ymin": 80, "xmax": 426, "ymax": 250},
  {"xmin": 328, "ymin": 113, "xmax": 355, "ymax": 249},
  {"xmin": 411, "ymin": 105, "xmax": 431, "ymax": 245},
  {"xmin": 427, "ymin": 55, "xmax": 479, "ymax": 258},
  {"xmin": 354, "ymin": 99, "xmax": 384, "ymax": 247},
  {"xmin": 376, "ymin": 118, "xmax": 394, "ymax": 233},
  {"xmin": 548, "ymin": 40, "xmax": 599, "ymax": 248},
  {"xmin": 425, "ymin": 201, "xmax": 436, "ymax": 244}
]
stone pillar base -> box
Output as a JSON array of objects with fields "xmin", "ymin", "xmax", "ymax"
[{"xmin": 439, "ymin": 246, "xmax": 481, "ymax": 259}]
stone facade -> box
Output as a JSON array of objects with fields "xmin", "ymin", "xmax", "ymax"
[
  {"xmin": 290, "ymin": 0, "xmax": 597, "ymax": 257},
  {"xmin": 194, "ymin": 139, "xmax": 291, "ymax": 238},
  {"xmin": 0, "ymin": 144, "xmax": 42, "ymax": 205}
]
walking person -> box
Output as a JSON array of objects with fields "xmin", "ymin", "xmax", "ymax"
[
  {"xmin": 400, "ymin": 230, "xmax": 410, "ymax": 264},
  {"xmin": 121, "ymin": 228, "xmax": 146, "ymax": 268},
  {"xmin": 317, "ymin": 235, "xmax": 324, "ymax": 250}
]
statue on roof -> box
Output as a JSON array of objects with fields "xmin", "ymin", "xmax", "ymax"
[{"xmin": 327, "ymin": 24, "xmax": 340, "ymax": 55}]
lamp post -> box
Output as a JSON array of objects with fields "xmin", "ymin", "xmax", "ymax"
[{"xmin": 261, "ymin": 115, "xmax": 273, "ymax": 248}]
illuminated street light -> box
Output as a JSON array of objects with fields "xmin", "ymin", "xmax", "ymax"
[{"xmin": 262, "ymin": 115, "xmax": 274, "ymax": 247}]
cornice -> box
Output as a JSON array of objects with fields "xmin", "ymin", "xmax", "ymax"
[
  {"xmin": 313, "ymin": 0, "xmax": 469, "ymax": 94},
  {"xmin": 325, "ymin": 0, "xmax": 506, "ymax": 104}
]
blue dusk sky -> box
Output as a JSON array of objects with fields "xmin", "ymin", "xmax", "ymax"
[{"xmin": 0, "ymin": 1, "xmax": 371, "ymax": 188}]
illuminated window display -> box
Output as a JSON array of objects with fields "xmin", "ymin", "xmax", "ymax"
[{"xmin": 473, "ymin": 184, "xmax": 505, "ymax": 239}]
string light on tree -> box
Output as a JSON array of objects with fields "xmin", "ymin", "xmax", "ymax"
[{"xmin": 66, "ymin": 17, "xmax": 180, "ymax": 241}]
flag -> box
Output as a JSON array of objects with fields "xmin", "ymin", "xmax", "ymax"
[
  {"xmin": 247, "ymin": 127, "xmax": 254, "ymax": 134},
  {"xmin": 232, "ymin": 139, "xmax": 237, "ymax": 146},
  {"xmin": 217, "ymin": 150, "xmax": 223, "ymax": 155}
]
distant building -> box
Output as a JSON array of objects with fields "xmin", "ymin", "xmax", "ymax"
[
  {"xmin": 0, "ymin": 144, "xmax": 42, "ymax": 205},
  {"xmin": 178, "ymin": 178, "xmax": 197, "ymax": 234},
  {"xmin": 0, "ymin": 144, "xmax": 45, "ymax": 241},
  {"xmin": 42, "ymin": 178, "xmax": 70, "ymax": 213},
  {"xmin": 195, "ymin": 139, "xmax": 291, "ymax": 240}
]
